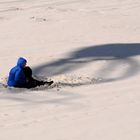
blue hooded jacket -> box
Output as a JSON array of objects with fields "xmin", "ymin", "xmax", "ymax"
[{"xmin": 7, "ymin": 57, "xmax": 27, "ymax": 87}]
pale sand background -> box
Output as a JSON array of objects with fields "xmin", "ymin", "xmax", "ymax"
[{"xmin": 0, "ymin": 0, "xmax": 140, "ymax": 140}]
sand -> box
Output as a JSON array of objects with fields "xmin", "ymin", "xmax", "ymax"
[{"xmin": 0, "ymin": 0, "xmax": 140, "ymax": 140}]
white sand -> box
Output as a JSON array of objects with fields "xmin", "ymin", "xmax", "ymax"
[{"xmin": 0, "ymin": 0, "xmax": 140, "ymax": 139}]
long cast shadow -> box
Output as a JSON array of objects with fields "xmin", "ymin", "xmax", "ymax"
[{"xmin": 33, "ymin": 43, "xmax": 140, "ymax": 84}]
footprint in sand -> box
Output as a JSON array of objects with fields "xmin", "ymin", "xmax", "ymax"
[{"xmin": 30, "ymin": 16, "xmax": 47, "ymax": 22}]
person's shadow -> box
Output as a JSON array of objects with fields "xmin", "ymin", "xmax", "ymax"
[{"xmin": 33, "ymin": 43, "xmax": 140, "ymax": 85}]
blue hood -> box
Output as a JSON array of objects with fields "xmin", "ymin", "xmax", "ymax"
[{"xmin": 17, "ymin": 57, "xmax": 27, "ymax": 67}]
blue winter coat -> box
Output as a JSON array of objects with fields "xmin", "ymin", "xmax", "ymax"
[{"xmin": 7, "ymin": 57, "xmax": 27, "ymax": 87}]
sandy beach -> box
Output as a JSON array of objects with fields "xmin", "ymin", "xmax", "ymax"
[{"xmin": 0, "ymin": 0, "xmax": 140, "ymax": 140}]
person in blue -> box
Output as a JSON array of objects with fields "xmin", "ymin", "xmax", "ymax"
[{"xmin": 7, "ymin": 57, "xmax": 53, "ymax": 88}]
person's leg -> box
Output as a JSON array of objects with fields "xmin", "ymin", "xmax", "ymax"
[
  {"xmin": 42, "ymin": 81, "xmax": 54, "ymax": 86},
  {"xmin": 34, "ymin": 79, "xmax": 54, "ymax": 86},
  {"xmin": 24, "ymin": 79, "xmax": 54, "ymax": 88},
  {"xmin": 23, "ymin": 66, "xmax": 54, "ymax": 88}
]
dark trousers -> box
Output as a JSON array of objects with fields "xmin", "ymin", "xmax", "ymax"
[
  {"xmin": 25, "ymin": 77, "xmax": 47, "ymax": 88},
  {"xmin": 23, "ymin": 66, "xmax": 47, "ymax": 88}
]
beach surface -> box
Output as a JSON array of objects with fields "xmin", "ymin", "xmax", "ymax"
[{"xmin": 0, "ymin": 0, "xmax": 140, "ymax": 140}]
